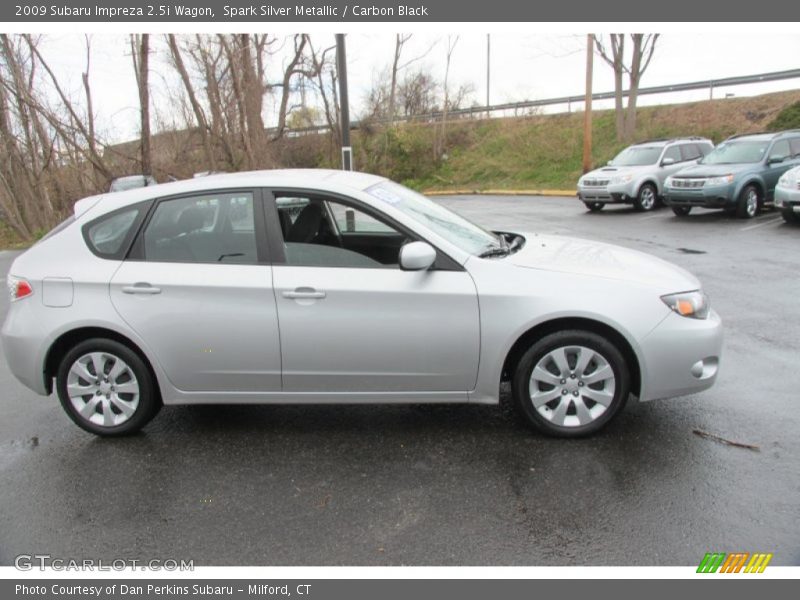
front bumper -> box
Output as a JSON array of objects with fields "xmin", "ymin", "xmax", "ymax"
[
  {"xmin": 639, "ymin": 309, "xmax": 723, "ymax": 402},
  {"xmin": 577, "ymin": 181, "xmax": 637, "ymax": 204},
  {"xmin": 775, "ymin": 184, "xmax": 800, "ymax": 211},
  {"xmin": 663, "ymin": 183, "xmax": 735, "ymax": 209}
]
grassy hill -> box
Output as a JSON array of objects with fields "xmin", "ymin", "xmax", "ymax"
[{"xmin": 352, "ymin": 90, "xmax": 800, "ymax": 192}]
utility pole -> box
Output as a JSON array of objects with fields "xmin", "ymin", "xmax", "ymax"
[
  {"xmin": 335, "ymin": 33, "xmax": 352, "ymax": 171},
  {"xmin": 582, "ymin": 34, "xmax": 594, "ymax": 174},
  {"xmin": 486, "ymin": 34, "xmax": 491, "ymax": 118}
]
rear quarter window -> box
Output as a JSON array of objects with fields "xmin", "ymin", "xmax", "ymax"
[{"xmin": 83, "ymin": 204, "xmax": 148, "ymax": 259}]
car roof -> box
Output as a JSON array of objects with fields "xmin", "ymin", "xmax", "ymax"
[
  {"xmin": 76, "ymin": 169, "xmax": 388, "ymax": 219},
  {"xmin": 631, "ymin": 137, "xmax": 711, "ymax": 148}
]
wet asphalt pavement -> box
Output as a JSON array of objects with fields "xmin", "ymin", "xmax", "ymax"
[{"xmin": 0, "ymin": 196, "xmax": 798, "ymax": 566}]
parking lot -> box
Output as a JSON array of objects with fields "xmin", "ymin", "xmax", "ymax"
[{"xmin": 0, "ymin": 195, "xmax": 798, "ymax": 567}]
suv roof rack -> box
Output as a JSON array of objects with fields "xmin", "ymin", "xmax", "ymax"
[
  {"xmin": 726, "ymin": 131, "xmax": 775, "ymax": 140},
  {"xmin": 634, "ymin": 136, "xmax": 709, "ymax": 145}
]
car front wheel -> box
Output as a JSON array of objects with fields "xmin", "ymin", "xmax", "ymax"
[
  {"xmin": 634, "ymin": 183, "xmax": 658, "ymax": 211},
  {"xmin": 672, "ymin": 206, "xmax": 692, "ymax": 217},
  {"xmin": 584, "ymin": 202, "xmax": 604, "ymax": 212},
  {"xmin": 512, "ymin": 330, "xmax": 630, "ymax": 437},
  {"xmin": 782, "ymin": 208, "xmax": 799, "ymax": 224},
  {"xmin": 56, "ymin": 338, "xmax": 160, "ymax": 436},
  {"xmin": 736, "ymin": 184, "xmax": 761, "ymax": 219}
]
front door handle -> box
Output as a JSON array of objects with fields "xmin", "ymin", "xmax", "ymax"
[
  {"xmin": 282, "ymin": 288, "xmax": 326, "ymax": 300},
  {"xmin": 122, "ymin": 283, "xmax": 162, "ymax": 295}
]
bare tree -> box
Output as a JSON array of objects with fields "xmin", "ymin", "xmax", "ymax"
[
  {"xmin": 594, "ymin": 34, "xmax": 659, "ymax": 141},
  {"xmin": 436, "ymin": 35, "xmax": 459, "ymax": 159},
  {"xmin": 387, "ymin": 34, "xmax": 437, "ymax": 125},
  {"xmin": 130, "ymin": 34, "xmax": 152, "ymax": 177}
]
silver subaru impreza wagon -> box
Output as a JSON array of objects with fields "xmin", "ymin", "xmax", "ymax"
[{"xmin": 1, "ymin": 170, "xmax": 722, "ymax": 437}]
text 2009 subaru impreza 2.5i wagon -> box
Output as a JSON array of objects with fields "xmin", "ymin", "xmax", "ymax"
[{"xmin": 2, "ymin": 170, "xmax": 723, "ymax": 438}]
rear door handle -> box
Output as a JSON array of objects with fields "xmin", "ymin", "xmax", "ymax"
[
  {"xmin": 282, "ymin": 288, "xmax": 326, "ymax": 300},
  {"xmin": 122, "ymin": 283, "xmax": 162, "ymax": 295}
]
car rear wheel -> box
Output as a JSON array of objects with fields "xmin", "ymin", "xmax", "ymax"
[
  {"xmin": 736, "ymin": 184, "xmax": 760, "ymax": 219},
  {"xmin": 672, "ymin": 206, "xmax": 692, "ymax": 217},
  {"xmin": 782, "ymin": 208, "xmax": 799, "ymax": 224},
  {"xmin": 56, "ymin": 338, "xmax": 160, "ymax": 436},
  {"xmin": 584, "ymin": 202, "xmax": 604, "ymax": 212},
  {"xmin": 634, "ymin": 183, "xmax": 657, "ymax": 211},
  {"xmin": 512, "ymin": 330, "xmax": 630, "ymax": 437}
]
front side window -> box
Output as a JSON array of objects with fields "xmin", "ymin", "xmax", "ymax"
[
  {"xmin": 790, "ymin": 138, "xmax": 800, "ymax": 157},
  {"xmin": 85, "ymin": 208, "xmax": 141, "ymax": 258},
  {"xmin": 680, "ymin": 144, "xmax": 702, "ymax": 162},
  {"xmin": 662, "ymin": 145, "xmax": 682, "ymax": 163},
  {"xmin": 768, "ymin": 140, "xmax": 790, "ymax": 162},
  {"xmin": 143, "ymin": 192, "xmax": 257, "ymax": 263},
  {"xmin": 275, "ymin": 194, "xmax": 408, "ymax": 268}
]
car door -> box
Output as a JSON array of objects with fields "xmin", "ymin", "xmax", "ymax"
[
  {"xmin": 657, "ymin": 145, "xmax": 686, "ymax": 188},
  {"xmin": 763, "ymin": 139, "xmax": 797, "ymax": 199},
  {"xmin": 109, "ymin": 189, "xmax": 282, "ymax": 394},
  {"xmin": 268, "ymin": 190, "xmax": 480, "ymax": 394}
]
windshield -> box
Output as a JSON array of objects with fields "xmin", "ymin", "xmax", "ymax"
[
  {"xmin": 610, "ymin": 146, "xmax": 662, "ymax": 166},
  {"xmin": 366, "ymin": 181, "xmax": 500, "ymax": 255},
  {"xmin": 701, "ymin": 140, "xmax": 769, "ymax": 165}
]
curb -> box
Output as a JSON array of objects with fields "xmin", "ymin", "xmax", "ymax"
[{"xmin": 423, "ymin": 189, "xmax": 576, "ymax": 198}]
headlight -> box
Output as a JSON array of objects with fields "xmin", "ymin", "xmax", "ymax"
[
  {"xmin": 610, "ymin": 174, "xmax": 634, "ymax": 185},
  {"xmin": 778, "ymin": 171, "xmax": 796, "ymax": 187},
  {"xmin": 661, "ymin": 291, "xmax": 710, "ymax": 320},
  {"xmin": 664, "ymin": 176, "xmax": 674, "ymax": 187},
  {"xmin": 705, "ymin": 174, "xmax": 734, "ymax": 186}
]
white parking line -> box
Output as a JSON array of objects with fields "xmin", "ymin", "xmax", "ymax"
[
  {"xmin": 638, "ymin": 214, "xmax": 664, "ymax": 221},
  {"xmin": 740, "ymin": 216, "xmax": 784, "ymax": 231}
]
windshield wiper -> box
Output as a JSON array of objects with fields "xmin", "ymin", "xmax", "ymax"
[{"xmin": 478, "ymin": 244, "xmax": 510, "ymax": 258}]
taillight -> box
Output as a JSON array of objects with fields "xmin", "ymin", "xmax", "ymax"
[{"xmin": 7, "ymin": 276, "xmax": 33, "ymax": 301}]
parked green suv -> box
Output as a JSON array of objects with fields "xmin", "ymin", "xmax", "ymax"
[{"xmin": 663, "ymin": 130, "xmax": 800, "ymax": 218}]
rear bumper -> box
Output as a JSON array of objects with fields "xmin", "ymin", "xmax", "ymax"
[
  {"xmin": 1, "ymin": 301, "xmax": 49, "ymax": 396},
  {"xmin": 639, "ymin": 310, "xmax": 723, "ymax": 402}
]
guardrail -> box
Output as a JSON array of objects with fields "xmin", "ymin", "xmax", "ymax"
[{"xmin": 278, "ymin": 68, "xmax": 800, "ymax": 136}]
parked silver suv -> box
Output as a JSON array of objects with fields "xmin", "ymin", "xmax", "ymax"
[{"xmin": 577, "ymin": 137, "xmax": 714, "ymax": 212}]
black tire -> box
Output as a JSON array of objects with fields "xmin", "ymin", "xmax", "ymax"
[
  {"xmin": 584, "ymin": 202, "xmax": 604, "ymax": 212},
  {"xmin": 736, "ymin": 184, "xmax": 761, "ymax": 219},
  {"xmin": 672, "ymin": 206, "xmax": 692, "ymax": 217},
  {"xmin": 56, "ymin": 338, "xmax": 160, "ymax": 436},
  {"xmin": 511, "ymin": 330, "xmax": 630, "ymax": 438},
  {"xmin": 782, "ymin": 208, "xmax": 799, "ymax": 224},
  {"xmin": 633, "ymin": 183, "xmax": 658, "ymax": 212}
]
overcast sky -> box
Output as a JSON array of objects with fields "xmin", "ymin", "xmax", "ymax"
[{"xmin": 35, "ymin": 33, "xmax": 800, "ymax": 143}]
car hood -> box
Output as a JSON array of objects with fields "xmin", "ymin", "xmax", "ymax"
[
  {"xmin": 582, "ymin": 164, "xmax": 654, "ymax": 178},
  {"xmin": 507, "ymin": 232, "xmax": 700, "ymax": 291},
  {"xmin": 674, "ymin": 162, "xmax": 753, "ymax": 177}
]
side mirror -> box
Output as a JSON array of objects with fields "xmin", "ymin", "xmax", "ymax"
[
  {"xmin": 768, "ymin": 156, "xmax": 785, "ymax": 165},
  {"xmin": 399, "ymin": 241, "xmax": 436, "ymax": 271},
  {"xmin": 661, "ymin": 157, "xmax": 676, "ymax": 167}
]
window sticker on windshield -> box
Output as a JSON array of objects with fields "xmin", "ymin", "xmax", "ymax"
[{"xmin": 368, "ymin": 185, "xmax": 402, "ymax": 205}]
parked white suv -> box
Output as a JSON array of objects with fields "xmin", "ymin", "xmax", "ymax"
[{"xmin": 577, "ymin": 137, "xmax": 714, "ymax": 212}]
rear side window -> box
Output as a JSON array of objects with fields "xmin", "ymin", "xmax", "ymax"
[
  {"xmin": 84, "ymin": 206, "xmax": 144, "ymax": 259},
  {"xmin": 142, "ymin": 192, "xmax": 258, "ymax": 264},
  {"xmin": 790, "ymin": 138, "xmax": 800, "ymax": 157}
]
